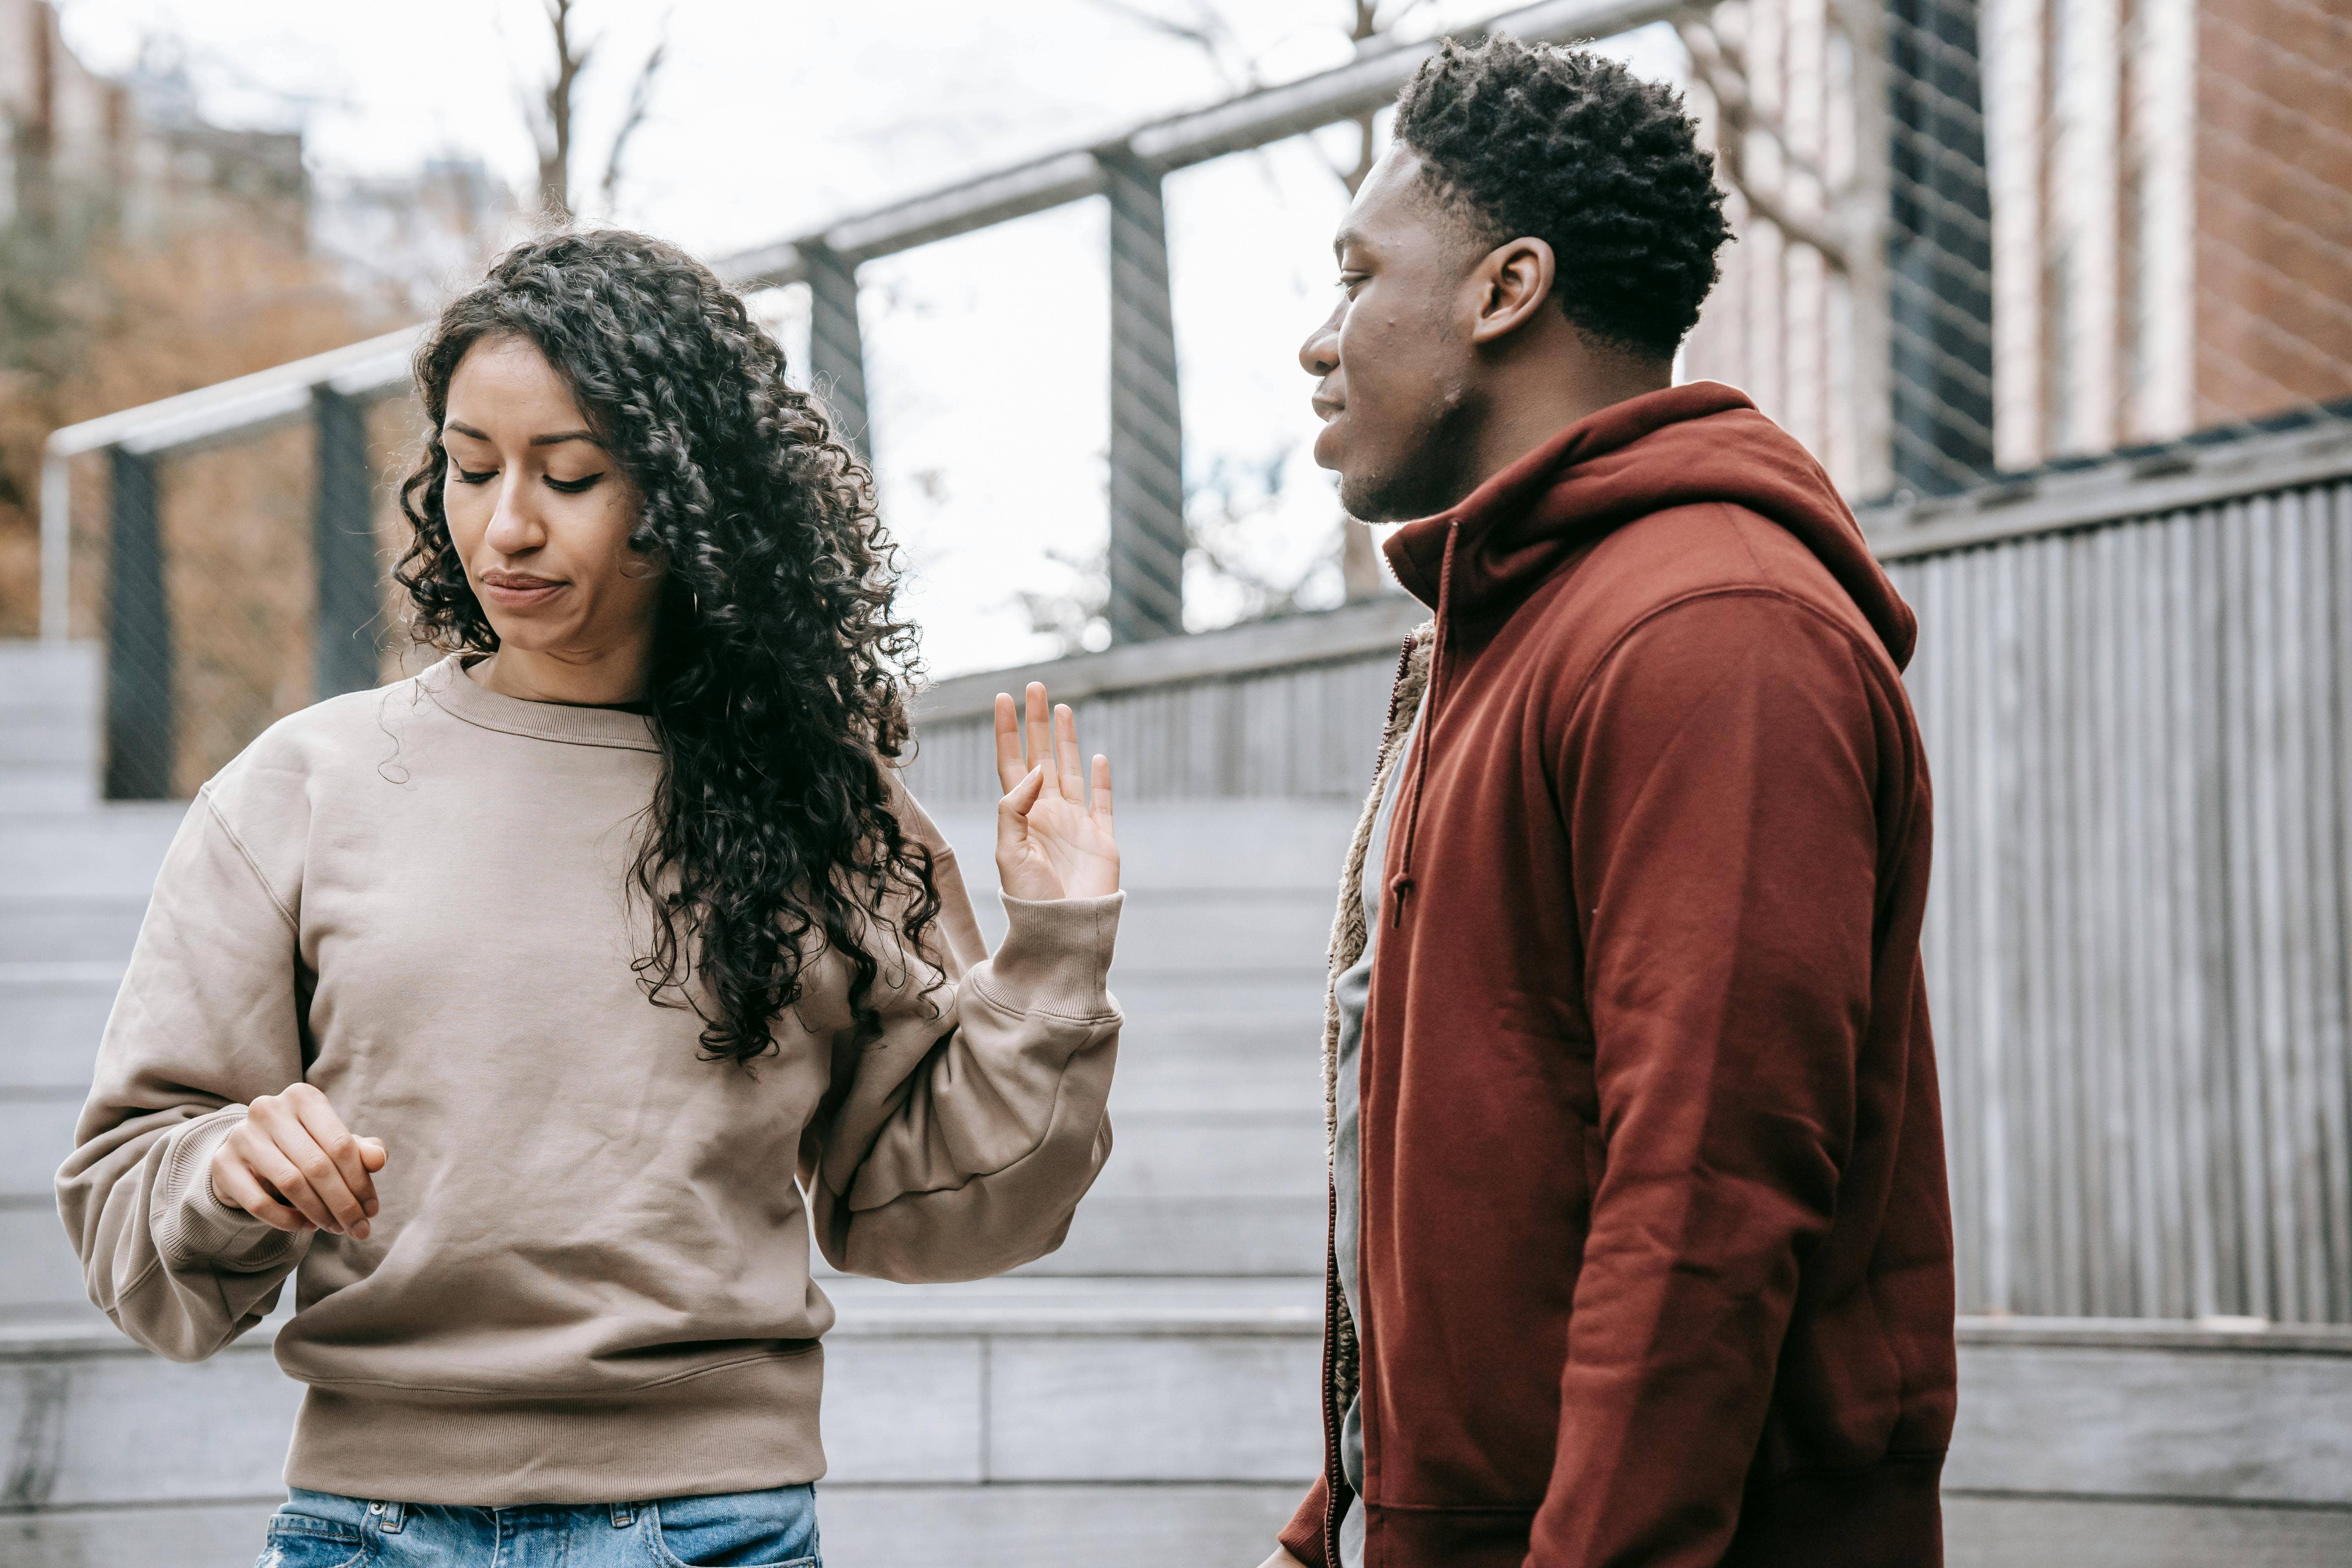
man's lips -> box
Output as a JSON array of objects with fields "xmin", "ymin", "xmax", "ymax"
[{"xmin": 1311, "ymin": 394, "xmax": 1344, "ymax": 422}]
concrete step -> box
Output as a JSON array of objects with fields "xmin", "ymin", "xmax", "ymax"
[
  {"xmin": 2, "ymin": 964, "xmax": 123, "ymax": 1091},
  {"xmin": 927, "ymin": 802, "xmax": 1357, "ymax": 894},
  {"xmin": 0, "ymin": 639, "xmax": 100, "ymax": 700},
  {"xmin": 4, "ymin": 1307, "xmax": 2348, "ymax": 1568},
  {"xmin": 0, "ymin": 1093, "xmax": 84, "ymax": 1195},
  {"xmin": 0, "ymin": 761, "xmax": 98, "ymax": 813},
  {"xmin": 1013, "ymin": 1195, "xmax": 1322, "ymax": 1276},
  {"xmin": 0, "ymin": 1486, "xmax": 1317, "ymax": 1568},
  {"xmin": 0, "ymin": 1276, "xmax": 1325, "ymax": 1548},
  {"xmin": 0, "ymin": 705, "xmax": 97, "ymax": 766},
  {"xmin": 0, "ymin": 804, "xmax": 183, "ymax": 896},
  {"xmin": 0, "ymin": 897, "xmax": 147, "ymax": 964}
]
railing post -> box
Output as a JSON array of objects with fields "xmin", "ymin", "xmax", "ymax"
[
  {"xmin": 1886, "ymin": 0, "xmax": 1995, "ymax": 495},
  {"xmin": 804, "ymin": 243, "xmax": 871, "ymax": 463},
  {"xmin": 313, "ymin": 387, "xmax": 381, "ymax": 700},
  {"xmin": 1103, "ymin": 147, "xmax": 1186, "ymax": 644},
  {"xmin": 104, "ymin": 445, "xmax": 172, "ymax": 799}
]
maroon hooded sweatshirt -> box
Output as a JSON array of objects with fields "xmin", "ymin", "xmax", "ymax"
[{"xmin": 1278, "ymin": 383, "xmax": 1955, "ymax": 1568}]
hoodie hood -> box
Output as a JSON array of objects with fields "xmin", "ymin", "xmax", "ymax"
[{"xmin": 1382, "ymin": 381, "xmax": 1916, "ymax": 669}]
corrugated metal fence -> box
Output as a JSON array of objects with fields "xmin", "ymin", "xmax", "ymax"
[
  {"xmin": 1889, "ymin": 467, "xmax": 2351, "ymax": 1323},
  {"xmin": 911, "ymin": 426, "xmax": 2352, "ymax": 1325}
]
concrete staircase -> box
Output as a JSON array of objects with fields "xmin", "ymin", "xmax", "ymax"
[
  {"xmin": 0, "ymin": 641, "xmax": 1343, "ymax": 1566},
  {"xmin": 7, "ymin": 641, "xmax": 2352, "ymax": 1567}
]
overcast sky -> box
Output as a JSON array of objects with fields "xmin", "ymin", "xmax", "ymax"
[{"xmin": 60, "ymin": 0, "xmax": 1683, "ymax": 677}]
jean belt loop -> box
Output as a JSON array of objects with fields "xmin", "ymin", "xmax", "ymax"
[
  {"xmin": 610, "ymin": 1502, "xmax": 637, "ymax": 1528},
  {"xmin": 377, "ymin": 1500, "xmax": 406, "ymax": 1534}
]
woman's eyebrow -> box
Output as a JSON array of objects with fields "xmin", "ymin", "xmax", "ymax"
[{"xmin": 441, "ymin": 421, "xmax": 601, "ymax": 448}]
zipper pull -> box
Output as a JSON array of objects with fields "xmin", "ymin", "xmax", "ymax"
[{"xmin": 1388, "ymin": 871, "xmax": 1414, "ymax": 926}]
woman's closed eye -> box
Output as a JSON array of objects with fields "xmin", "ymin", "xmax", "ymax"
[{"xmin": 448, "ymin": 466, "xmax": 606, "ymax": 494}]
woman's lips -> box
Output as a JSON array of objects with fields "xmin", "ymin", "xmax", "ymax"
[{"xmin": 478, "ymin": 571, "xmax": 566, "ymax": 608}]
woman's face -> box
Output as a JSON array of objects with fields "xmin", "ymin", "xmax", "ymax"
[{"xmin": 441, "ymin": 334, "xmax": 661, "ymax": 663}]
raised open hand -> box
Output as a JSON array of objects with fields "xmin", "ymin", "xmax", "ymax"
[{"xmin": 992, "ymin": 682, "xmax": 1119, "ymax": 901}]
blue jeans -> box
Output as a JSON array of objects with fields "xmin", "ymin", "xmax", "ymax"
[{"xmin": 257, "ymin": 1484, "xmax": 820, "ymax": 1567}]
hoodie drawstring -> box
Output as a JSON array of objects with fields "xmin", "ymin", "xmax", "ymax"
[{"xmin": 1390, "ymin": 520, "xmax": 1458, "ymax": 927}]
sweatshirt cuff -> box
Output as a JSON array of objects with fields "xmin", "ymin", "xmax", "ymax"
[
  {"xmin": 151, "ymin": 1107, "xmax": 307, "ymax": 1272},
  {"xmin": 987, "ymin": 891, "xmax": 1123, "ymax": 1019}
]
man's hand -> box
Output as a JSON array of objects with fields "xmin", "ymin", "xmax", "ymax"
[
  {"xmin": 1255, "ymin": 1551, "xmax": 1308, "ymax": 1568},
  {"xmin": 209, "ymin": 1082, "xmax": 387, "ymax": 1238},
  {"xmin": 992, "ymin": 681, "xmax": 1118, "ymax": 901}
]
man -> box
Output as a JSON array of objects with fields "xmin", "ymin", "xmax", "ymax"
[{"xmin": 1259, "ymin": 36, "xmax": 1956, "ymax": 1568}]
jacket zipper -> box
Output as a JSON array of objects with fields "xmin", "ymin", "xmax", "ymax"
[{"xmin": 1317, "ymin": 630, "xmax": 1425, "ymax": 1563}]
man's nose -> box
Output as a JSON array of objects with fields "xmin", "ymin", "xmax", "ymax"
[{"xmin": 1299, "ymin": 306, "xmax": 1341, "ymax": 377}]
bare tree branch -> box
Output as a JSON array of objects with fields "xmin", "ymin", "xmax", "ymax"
[
  {"xmin": 531, "ymin": 0, "xmax": 593, "ymax": 221},
  {"xmin": 601, "ymin": 11, "xmax": 671, "ymax": 215},
  {"xmin": 1085, "ymin": 0, "xmax": 1255, "ymax": 89}
]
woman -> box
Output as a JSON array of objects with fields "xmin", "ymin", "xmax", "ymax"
[{"xmin": 57, "ymin": 230, "xmax": 1124, "ymax": 1567}]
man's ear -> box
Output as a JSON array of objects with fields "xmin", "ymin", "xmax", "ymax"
[{"xmin": 1467, "ymin": 236, "xmax": 1557, "ymax": 347}]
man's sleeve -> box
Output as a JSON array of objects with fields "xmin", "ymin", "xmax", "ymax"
[
  {"xmin": 1531, "ymin": 591, "xmax": 1896, "ymax": 1566},
  {"xmin": 1278, "ymin": 1474, "xmax": 1334, "ymax": 1566}
]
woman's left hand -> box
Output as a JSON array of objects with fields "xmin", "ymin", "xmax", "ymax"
[{"xmin": 992, "ymin": 682, "xmax": 1119, "ymax": 901}]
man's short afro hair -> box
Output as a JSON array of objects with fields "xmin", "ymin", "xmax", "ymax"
[{"xmin": 1394, "ymin": 35, "xmax": 1730, "ymax": 359}]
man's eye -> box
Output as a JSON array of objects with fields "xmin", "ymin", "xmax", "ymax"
[
  {"xmin": 1340, "ymin": 273, "xmax": 1367, "ymax": 295},
  {"xmin": 451, "ymin": 465, "xmax": 496, "ymax": 485},
  {"xmin": 544, "ymin": 474, "xmax": 606, "ymax": 495}
]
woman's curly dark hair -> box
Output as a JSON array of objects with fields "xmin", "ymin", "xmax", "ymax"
[
  {"xmin": 1394, "ymin": 36, "xmax": 1730, "ymax": 359},
  {"xmin": 396, "ymin": 229, "xmax": 940, "ymax": 1065}
]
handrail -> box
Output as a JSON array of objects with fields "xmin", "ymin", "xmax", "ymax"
[
  {"xmin": 34, "ymin": 0, "xmax": 1678, "ymax": 643},
  {"xmin": 917, "ymin": 413, "xmax": 2352, "ymax": 723}
]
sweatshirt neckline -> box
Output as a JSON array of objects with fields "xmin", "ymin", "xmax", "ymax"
[{"xmin": 419, "ymin": 653, "xmax": 661, "ymax": 752}]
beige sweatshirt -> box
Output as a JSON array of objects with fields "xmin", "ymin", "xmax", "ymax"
[{"xmin": 56, "ymin": 654, "xmax": 1122, "ymax": 1505}]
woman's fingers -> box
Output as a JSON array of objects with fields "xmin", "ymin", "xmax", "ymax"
[
  {"xmin": 996, "ymin": 764, "xmax": 1047, "ymax": 872},
  {"xmin": 1091, "ymin": 753, "xmax": 1114, "ymax": 829},
  {"xmin": 993, "ymin": 692, "xmax": 1024, "ymax": 794},
  {"xmin": 998, "ymin": 763, "xmax": 1045, "ymax": 822},
  {"xmin": 210, "ymin": 1149, "xmax": 309, "ymax": 1233},
  {"xmin": 286, "ymin": 1083, "xmax": 378, "ymax": 1219},
  {"xmin": 1053, "ymin": 705, "xmax": 1086, "ymax": 802},
  {"xmin": 1024, "ymin": 683, "xmax": 1058, "ymax": 800},
  {"xmin": 240, "ymin": 1131, "xmax": 341, "ymax": 1234},
  {"xmin": 245, "ymin": 1093, "xmax": 371, "ymax": 1237}
]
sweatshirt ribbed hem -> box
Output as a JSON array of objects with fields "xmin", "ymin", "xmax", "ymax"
[
  {"xmin": 153, "ymin": 1107, "xmax": 306, "ymax": 1270},
  {"xmin": 283, "ymin": 1344, "xmax": 827, "ymax": 1506}
]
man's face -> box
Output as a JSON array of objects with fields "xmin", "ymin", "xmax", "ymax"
[{"xmin": 1300, "ymin": 145, "xmax": 1486, "ymax": 523}]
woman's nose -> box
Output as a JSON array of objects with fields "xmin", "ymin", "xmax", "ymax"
[{"xmin": 485, "ymin": 480, "xmax": 544, "ymax": 555}]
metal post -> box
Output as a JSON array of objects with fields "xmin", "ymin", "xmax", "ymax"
[
  {"xmin": 804, "ymin": 244, "xmax": 871, "ymax": 463},
  {"xmin": 1886, "ymin": 0, "xmax": 1995, "ymax": 495},
  {"xmin": 39, "ymin": 451, "xmax": 70, "ymax": 641},
  {"xmin": 1103, "ymin": 148, "xmax": 1186, "ymax": 644},
  {"xmin": 104, "ymin": 445, "xmax": 172, "ymax": 799},
  {"xmin": 313, "ymin": 387, "xmax": 382, "ymax": 699}
]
